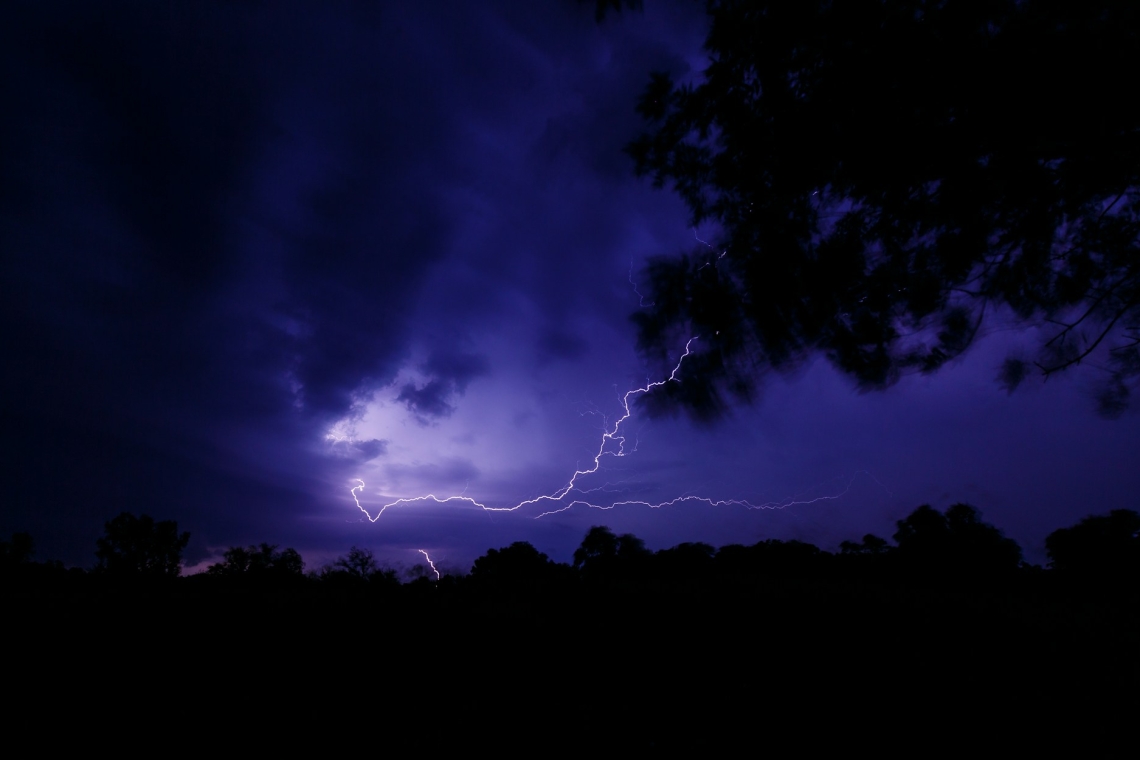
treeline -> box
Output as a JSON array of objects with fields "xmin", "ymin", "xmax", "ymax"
[
  {"xmin": 5, "ymin": 503, "xmax": 1137, "ymax": 748},
  {"xmin": 3, "ymin": 503, "xmax": 1137, "ymax": 595}
]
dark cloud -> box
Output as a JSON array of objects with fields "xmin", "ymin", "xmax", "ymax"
[
  {"xmin": 397, "ymin": 380, "xmax": 458, "ymax": 422},
  {"xmin": 424, "ymin": 352, "xmax": 491, "ymax": 394},
  {"xmin": 397, "ymin": 351, "xmax": 490, "ymax": 422},
  {"xmin": 328, "ymin": 438, "xmax": 389, "ymax": 463},
  {"xmin": 352, "ymin": 439, "xmax": 389, "ymax": 461},
  {"xmin": 538, "ymin": 329, "xmax": 591, "ymax": 364},
  {"xmin": 0, "ymin": 1, "xmax": 469, "ymax": 562}
]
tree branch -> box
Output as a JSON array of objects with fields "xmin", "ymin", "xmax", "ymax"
[{"xmin": 1036, "ymin": 296, "xmax": 1139, "ymax": 375}]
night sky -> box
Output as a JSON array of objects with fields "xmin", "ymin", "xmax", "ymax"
[{"xmin": 4, "ymin": 0, "xmax": 1138, "ymax": 574}]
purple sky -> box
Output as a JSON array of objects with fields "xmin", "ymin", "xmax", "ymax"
[{"xmin": 3, "ymin": 1, "xmax": 1138, "ymax": 573}]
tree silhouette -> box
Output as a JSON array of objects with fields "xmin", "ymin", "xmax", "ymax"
[
  {"xmin": 573, "ymin": 525, "xmax": 620, "ymax": 568},
  {"xmin": 839, "ymin": 534, "xmax": 891, "ymax": 555},
  {"xmin": 627, "ymin": 0, "xmax": 1140, "ymax": 418},
  {"xmin": 653, "ymin": 541, "xmax": 716, "ymax": 586},
  {"xmin": 573, "ymin": 526, "xmax": 652, "ymax": 583},
  {"xmin": 319, "ymin": 545, "xmax": 398, "ymax": 586},
  {"xmin": 1, "ymin": 532, "xmax": 34, "ymax": 567},
  {"xmin": 470, "ymin": 541, "xmax": 564, "ymax": 588},
  {"xmin": 1045, "ymin": 508, "xmax": 1140, "ymax": 577},
  {"xmin": 94, "ymin": 512, "xmax": 190, "ymax": 578},
  {"xmin": 893, "ymin": 503, "xmax": 1022, "ymax": 580},
  {"xmin": 334, "ymin": 546, "xmax": 377, "ymax": 578},
  {"xmin": 737, "ymin": 538, "xmax": 830, "ymax": 580},
  {"xmin": 207, "ymin": 543, "xmax": 304, "ymax": 577}
]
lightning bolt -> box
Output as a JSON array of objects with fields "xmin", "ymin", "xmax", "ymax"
[
  {"xmin": 347, "ymin": 340, "xmax": 885, "ymax": 522},
  {"xmin": 348, "ymin": 339, "xmax": 696, "ymax": 521},
  {"xmin": 345, "ymin": 244, "xmax": 887, "ymax": 527},
  {"xmin": 505, "ymin": 336, "xmax": 699, "ymax": 511},
  {"xmin": 418, "ymin": 549, "xmax": 440, "ymax": 581},
  {"xmin": 351, "ymin": 483, "xmax": 489, "ymax": 521}
]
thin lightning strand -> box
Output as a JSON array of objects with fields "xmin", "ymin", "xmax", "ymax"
[
  {"xmin": 693, "ymin": 228, "xmax": 727, "ymax": 270},
  {"xmin": 629, "ymin": 259, "xmax": 652, "ymax": 307},
  {"xmin": 418, "ymin": 549, "xmax": 440, "ymax": 581},
  {"xmin": 504, "ymin": 336, "xmax": 699, "ymax": 512},
  {"xmin": 532, "ymin": 471, "xmax": 874, "ymax": 519}
]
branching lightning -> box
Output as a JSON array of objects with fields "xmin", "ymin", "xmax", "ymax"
[
  {"xmin": 345, "ymin": 239, "xmax": 887, "ymax": 528},
  {"xmin": 347, "ymin": 338, "xmax": 884, "ymax": 523},
  {"xmin": 349, "ymin": 338, "xmax": 698, "ymax": 521}
]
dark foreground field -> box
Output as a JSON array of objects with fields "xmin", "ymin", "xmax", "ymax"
[
  {"xmin": 7, "ymin": 565, "xmax": 1136, "ymax": 753},
  {"xmin": 5, "ymin": 508, "xmax": 1138, "ymax": 752}
]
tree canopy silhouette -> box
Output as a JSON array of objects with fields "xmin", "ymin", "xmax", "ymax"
[
  {"xmin": 573, "ymin": 525, "xmax": 652, "ymax": 583},
  {"xmin": 207, "ymin": 543, "xmax": 304, "ymax": 578},
  {"xmin": 893, "ymin": 503, "xmax": 1022, "ymax": 579},
  {"xmin": 627, "ymin": 0, "xmax": 1140, "ymax": 417},
  {"xmin": 94, "ymin": 512, "xmax": 190, "ymax": 578},
  {"xmin": 470, "ymin": 541, "xmax": 568, "ymax": 589},
  {"xmin": 1045, "ymin": 508, "xmax": 1139, "ymax": 578},
  {"xmin": 316, "ymin": 545, "xmax": 398, "ymax": 586},
  {"xmin": 1, "ymin": 532, "xmax": 35, "ymax": 567}
]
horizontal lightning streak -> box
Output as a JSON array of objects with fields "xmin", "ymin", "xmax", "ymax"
[
  {"xmin": 531, "ymin": 471, "xmax": 873, "ymax": 519},
  {"xmin": 352, "ymin": 482, "xmax": 488, "ymax": 521}
]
